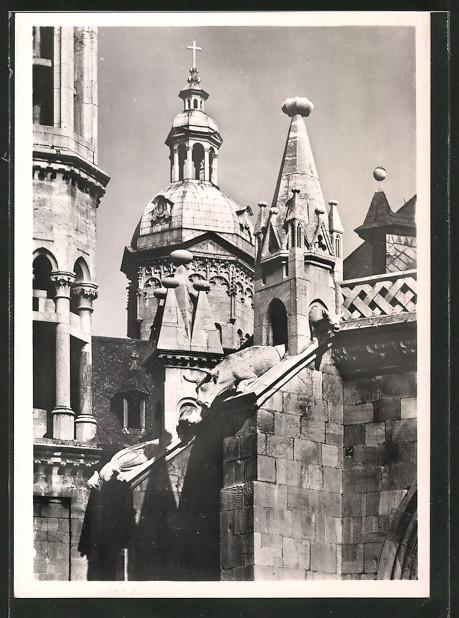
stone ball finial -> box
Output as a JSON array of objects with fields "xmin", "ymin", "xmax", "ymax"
[
  {"xmin": 282, "ymin": 97, "xmax": 314, "ymax": 118},
  {"xmin": 163, "ymin": 276, "xmax": 180, "ymax": 289},
  {"xmin": 373, "ymin": 166, "xmax": 387, "ymax": 182},
  {"xmin": 153, "ymin": 287, "xmax": 167, "ymax": 299},
  {"xmin": 193, "ymin": 280, "xmax": 211, "ymax": 292},
  {"xmin": 170, "ymin": 249, "xmax": 193, "ymax": 265}
]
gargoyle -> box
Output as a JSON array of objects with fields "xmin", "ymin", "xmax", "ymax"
[
  {"xmin": 183, "ymin": 344, "xmax": 286, "ymax": 411},
  {"xmin": 309, "ymin": 303, "xmax": 341, "ymax": 343}
]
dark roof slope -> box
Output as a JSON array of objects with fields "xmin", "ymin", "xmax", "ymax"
[{"xmin": 92, "ymin": 336, "xmax": 158, "ymax": 448}]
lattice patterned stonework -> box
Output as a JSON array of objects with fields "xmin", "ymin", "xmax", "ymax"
[{"xmin": 340, "ymin": 270, "xmax": 417, "ymax": 320}]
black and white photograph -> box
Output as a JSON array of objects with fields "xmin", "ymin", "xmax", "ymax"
[{"xmin": 14, "ymin": 11, "xmax": 431, "ymax": 597}]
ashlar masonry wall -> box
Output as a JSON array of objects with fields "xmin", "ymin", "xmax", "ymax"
[
  {"xmin": 219, "ymin": 354, "xmax": 417, "ymax": 581},
  {"xmin": 220, "ymin": 351, "xmax": 345, "ymax": 580},
  {"xmin": 341, "ymin": 371, "xmax": 417, "ymax": 579}
]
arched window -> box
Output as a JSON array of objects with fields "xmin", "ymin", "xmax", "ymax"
[
  {"xmin": 193, "ymin": 99, "xmax": 198, "ymax": 109},
  {"xmin": 268, "ymin": 298, "xmax": 288, "ymax": 348},
  {"xmin": 70, "ymin": 257, "xmax": 90, "ymax": 314},
  {"xmin": 33, "ymin": 253, "xmax": 55, "ymax": 309},
  {"xmin": 178, "ymin": 144, "xmax": 187, "ymax": 181},
  {"xmin": 192, "ymin": 143, "xmax": 205, "ymax": 180}
]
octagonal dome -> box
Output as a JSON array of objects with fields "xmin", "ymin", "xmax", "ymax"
[
  {"xmin": 131, "ymin": 180, "xmax": 254, "ymax": 254},
  {"xmin": 171, "ymin": 109, "xmax": 220, "ymax": 133}
]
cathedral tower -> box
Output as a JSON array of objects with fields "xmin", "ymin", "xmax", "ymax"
[
  {"xmin": 254, "ymin": 97, "xmax": 340, "ymax": 355},
  {"xmin": 121, "ymin": 43, "xmax": 255, "ymax": 350},
  {"xmin": 32, "ymin": 27, "xmax": 110, "ymax": 441}
]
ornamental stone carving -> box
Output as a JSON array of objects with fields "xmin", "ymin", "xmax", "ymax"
[{"xmin": 50, "ymin": 271, "xmax": 75, "ymax": 298}]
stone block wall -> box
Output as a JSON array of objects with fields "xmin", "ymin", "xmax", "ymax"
[
  {"xmin": 33, "ymin": 443, "xmax": 102, "ymax": 580},
  {"xmin": 220, "ymin": 357, "xmax": 345, "ymax": 580},
  {"xmin": 341, "ymin": 371, "xmax": 417, "ymax": 579},
  {"xmin": 130, "ymin": 428, "xmax": 223, "ymax": 580}
]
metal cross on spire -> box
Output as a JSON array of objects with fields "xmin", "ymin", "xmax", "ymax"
[{"xmin": 187, "ymin": 40, "xmax": 202, "ymax": 69}]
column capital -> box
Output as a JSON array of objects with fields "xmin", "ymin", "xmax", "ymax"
[
  {"xmin": 50, "ymin": 271, "xmax": 75, "ymax": 299},
  {"xmin": 71, "ymin": 281, "xmax": 98, "ymax": 311}
]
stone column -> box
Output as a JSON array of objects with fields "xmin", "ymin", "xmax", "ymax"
[
  {"xmin": 204, "ymin": 148, "xmax": 210, "ymax": 182},
  {"xmin": 186, "ymin": 145, "xmax": 194, "ymax": 180},
  {"xmin": 60, "ymin": 27, "xmax": 75, "ymax": 132},
  {"xmin": 50, "ymin": 271, "xmax": 75, "ymax": 440},
  {"xmin": 173, "ymin": 147, "xmax": 179, "ymax": 182},
  {"xmin": 71, "ymin": 282, "xmax": 98, "ymax": 442},
  {"xmin": 211, "ymin": 152, "xmax": 218, "ymax": 186}
]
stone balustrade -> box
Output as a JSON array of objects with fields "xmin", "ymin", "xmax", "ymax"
[{"xmin": 340, "ymin": 269, "xmax": 417, "ymax": 321}]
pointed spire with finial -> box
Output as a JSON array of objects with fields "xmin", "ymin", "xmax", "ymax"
[{"xmin": 270, "ymin": 96, "xmax": 327, "ymax": 247}]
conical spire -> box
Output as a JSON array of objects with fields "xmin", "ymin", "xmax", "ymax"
[{"xmin": 271, "ymin": 97, "xmax": 327, "ymax": 244}]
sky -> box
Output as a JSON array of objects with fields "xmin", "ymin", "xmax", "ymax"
[{"xmin": 94, "ymin": 25, "xmax": 416, "ymax": 337}]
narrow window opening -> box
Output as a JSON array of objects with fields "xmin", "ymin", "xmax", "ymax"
[
  {"xmin": 268, "ymin": 299, "xmax": 288, "ymax": 348},
  {"xmin": 178, "ymin": 144, "xmax": 186, "ymax": 181},
  {"xmin": 193, "ymin": 99, "xmax": 198, "ymax": 109},
  {"xmin": 192, "ymin": 143, "xmax": 205, "ymax": 181}
]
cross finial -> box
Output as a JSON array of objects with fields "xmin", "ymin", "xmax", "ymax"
[{"xmin": 187, "ymin": 40, "xmax": 202, "ymax": 69}]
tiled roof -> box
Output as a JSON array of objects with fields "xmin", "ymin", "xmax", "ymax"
[
  {"xmin": 355, "ymin": 193, "xmax": 416, "ymax": 238},
  {"xmin": 132, "ymin": 180, "xmax": 253, "ymax": 251}
]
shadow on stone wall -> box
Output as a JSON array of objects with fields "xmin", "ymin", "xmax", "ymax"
[{"xmin": 129, "ymin": 427, "xmax": 223, "ymax": 580}]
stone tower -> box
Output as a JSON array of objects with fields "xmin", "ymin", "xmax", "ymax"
[
  {"xmin": 254, "ymin": 97, "xmax": 341, "ymax": 355},
  {"xmin": 32, "ymin": 26, "xmax": 110, "ymax": 442},
  {"xmin": 121, "ymin": 45, "xmax": 255, "ymax": 350}
]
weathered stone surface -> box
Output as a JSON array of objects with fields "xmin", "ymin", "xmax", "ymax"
[
  {"xmin": 343, "ymin": 467, "xmax": 381, "ymax": 493},
  {"xmin": 343, "ymin": 445, "xmax": 379, "ymax": 468},
  {"xmin": 344, "ymin": 402, "xmax": 374, "ymax": 425},
  {"xmin": 391, "ymin": 418, "xmax": 417, "ymax": 442},
  {"xmin": 323, "ymin": 467, "xmax": 342, "ymax": 493},
  {"xmin": 378, "ymin": 489, "xmax": 407, "ymax": 515},
  {"xmin": 257, "ymin": 455, "xmax": 276, "ymax": 483},
  {"xmin": 344, "ymin": 424, "xmax": 366, "ymax": 446},
  {"xmin": 257, "ymin": 409, "xmax": 275, "ymax": 434},
  {"xmin": 292, "ymin": 511, "xmax": 315, "ymax": 540},
  {"xmin": 321, "ymin": 444, "xmax": 339, "ymax": 468},
  {"xmin": 275, "ymin": 459, "xmax": 302, "ymax": 487},
  {"xmin": 400, "ymin": 397, "xmax": 417, "ymax": 419},
  {"xmin": 325, "ymin": 422, "xmax": 343, "ymax": 447},
  {"xmin": 365, "ymin": 422, "xmax": 386, "ymax": 446},
  {"xmin": 282, "ymin": 536, "xmax": 310, "ymax": 569},
  {"xmin": 301, "ymin": 464, "xmax": 323, "ymax": 490},
  {"xmin": 274, "ymin": 412, "xmax": 301, "ymax": 438},
  {"xmin": 373, "ymin": 397, "xmax": 401, "ymax": 422},
  {"xmin": 310, "ymin": 542, "xmax": 337, "ymax": 573},
  {"xmin": 364, "ymin": 542, "xmax": 384, "ymax": 573},
  {"xmin": 287, "ymin": 487, "xmax": 319, "ymax": 512},
  {"xmin": 253, "ymin": 481, "xmax": 287, "ymax": 509},
  {"xmin": 322, "ymin": 373, "xmax": 343, "ymax": 403},
  {"xmin": 266, "ymin": 435, "xmax": 294, "ymax": 460},
  {"xmin": 293, "ymin": 438, "xmax": 321, "ymax": 464},
  {"xmin": 343, "ymin": 493, "xmax": 366, "ymax": 517},
  {"xmin": 344, "ymin": 378, "xmax": 380, "ymax": 405},
  {"xmin": 342, "ymin": 517, "xmax": 362, "ymax": 544},
  {"xmin": 300, "ymin": 419, "xmax": 326, "ymax": 442},
  {"xmin": 341, "ymin": 543, "xmax": 364, "ymax": 574}
]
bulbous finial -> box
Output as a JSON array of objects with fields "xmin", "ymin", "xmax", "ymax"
[
  {"xmin": 170, "ymin": 249, "xmax": 193, "ymax": 265},
  {"xmin": 373, "ymin": 166, "xmax": 387, "ymax": 182},
  {"xmin": 282, "ymin": 97, "xmax": 314, "ymax": 118}
]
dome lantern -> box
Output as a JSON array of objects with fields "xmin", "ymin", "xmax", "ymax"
[{"xmin": 166, "ymin": 41, "xmax": 222, "ymax": 185}]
